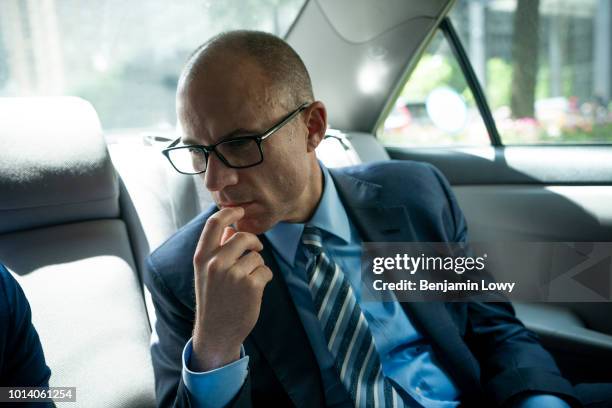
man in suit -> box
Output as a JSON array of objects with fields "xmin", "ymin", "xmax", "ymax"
[{"xmin": 145, "ymin": 30, "xmax": 589, "ymax": 407}]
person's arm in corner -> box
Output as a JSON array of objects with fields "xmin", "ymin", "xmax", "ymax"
[
  {"xmin": 0, "ymin": 264, "xmax": 51, "ymax": 398},
  {"xmin": 429, "ymin": 167, "xmax": 580, "ymax": 407}
]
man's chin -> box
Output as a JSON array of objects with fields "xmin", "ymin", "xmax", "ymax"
[{"xmin": 234, "ymin": 212, "xmax": 279, "ymax": 235}]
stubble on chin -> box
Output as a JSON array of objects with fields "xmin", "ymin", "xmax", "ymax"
[{"xmin": 235, "ymin": 215, "xmax": 271, "ymax": 236}]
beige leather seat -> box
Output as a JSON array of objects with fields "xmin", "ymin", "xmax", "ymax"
[{"xmin": 0, "ymin": 97, "xmax": 196, "ymax": 407}]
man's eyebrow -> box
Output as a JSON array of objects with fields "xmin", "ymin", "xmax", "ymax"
[
  {"xmin": 182, "ymin": 128, "xmax": 260, "ymax": 146},
  {"xmin": 181, "ymin": 137, "xmax": 200, "ymax": 146},
  {"xmin": 220, "ymin": 128, "xmax": 260, "ymax": 140}
]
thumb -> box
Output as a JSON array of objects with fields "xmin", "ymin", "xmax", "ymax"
[{"xmin": 220, "ymin": 226, "xmax": 237, "ymax": 246}]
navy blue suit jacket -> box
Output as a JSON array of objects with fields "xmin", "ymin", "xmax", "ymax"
[
  {"xmin": 0, "ymin": 264, "xmax": 51, "ymax": 389},
  {"xmin": 145, "ymin": 161, "xmax": 579, "ymax": 407}
]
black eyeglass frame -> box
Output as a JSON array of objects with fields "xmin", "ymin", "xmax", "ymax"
[{"xmin": 163, "ymin": 102, "xmax": 310, "ymax": 175}]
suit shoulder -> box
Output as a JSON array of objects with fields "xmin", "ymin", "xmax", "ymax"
[
  {"xmin": 339, "ymin": 160, "xmax": 442, "ymax": 185},
  {"xmin": 332, "ymin": 160, "xmax": 464, "ymax": 242},
  {"xmin": 337, "ymin": 160, "xmax": 449, "ymax": 202}
]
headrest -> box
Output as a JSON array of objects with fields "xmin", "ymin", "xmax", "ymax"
[{"xmin": 0, "ymin": 97, "xmax": 119, "ymax": 234}]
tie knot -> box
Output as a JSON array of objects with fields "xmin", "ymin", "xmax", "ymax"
[{"xmin": 301, "ymin": 225, "xmax": 323, "ymax": 256}]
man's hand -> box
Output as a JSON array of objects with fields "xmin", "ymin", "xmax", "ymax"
[{"xmin": 191, "ymin": 207, "xmax": 273, "ymax": 371}]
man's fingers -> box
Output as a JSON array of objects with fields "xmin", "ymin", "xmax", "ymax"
[
  {"xmin": 218, "ymin": 232, "xmax": 263, "ymax": 264},
  {"xmin": 195, "ymin": 207, "xmax": 244, "ymax": 260},
  {"xmin": 250, "ymin": 265, "xmax": 273, "ymax": 288},
  {"xmin": 230, "ymin": 251, "xmax": 264, "ymax": 277},
  {"xmin": 221, "ymin": 226, "xmax": 236, "ymax": 246}
]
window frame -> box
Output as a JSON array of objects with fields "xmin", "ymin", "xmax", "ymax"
[
  {"xmin": 376, "ymin": 17, "xmax": 503, "ymax": 147},
  {"xmin": 439, "ymin": 17, "xmax": 503, "ymax": 147}
]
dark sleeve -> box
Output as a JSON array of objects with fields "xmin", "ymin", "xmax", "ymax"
[
  {"xmin": 144, "ymin": 256, "xmax": 253, "ymax": 408},
  {"xmin": 430, "ymin": 168, "xmax": 581, "ymax": 407},
  {"xmin": 465, "ymin": 301, "xmax": 579, "ymax": 406},
  {"xmin": 0, "ymin": 264, "xmax": 51, "ymax": 388}
]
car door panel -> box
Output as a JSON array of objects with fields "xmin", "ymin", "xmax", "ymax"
[{"xmin": 387, "ymin": 145, "xmax": 612, "ymax": 383}]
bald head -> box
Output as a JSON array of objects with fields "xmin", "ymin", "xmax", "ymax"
[
  {"xmin": 174, "ymin": 31, "xmax": 328, "ymax": 234},
  {"xmin": 178, "ymin": 30, "xmax": 314, "ymax": 109}
]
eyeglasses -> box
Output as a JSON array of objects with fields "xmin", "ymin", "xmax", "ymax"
[{"xmin": 163, "ymin": 102, "xmax": 310, "ymax": 175}]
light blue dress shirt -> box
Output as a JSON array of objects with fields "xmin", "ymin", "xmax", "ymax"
[{"xmin": 181, "ymin": 164, "xmax": 570, "ymax": 408}]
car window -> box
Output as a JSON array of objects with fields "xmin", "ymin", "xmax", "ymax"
[
  {"xmin": 0, "ymin": 0, "xmax": 305, "ymax": 138},
  {"xmin": 450, "ymin": 0, "xmax": 611, "ymax": 144},
  {"xmin": 378, "ymin": 29, "xmax": 491, "ymax": 147}
]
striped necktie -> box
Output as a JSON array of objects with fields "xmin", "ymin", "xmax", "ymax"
[{"xmin": 301, "ymin": 226, "xmax": 410, "ymax": 408}]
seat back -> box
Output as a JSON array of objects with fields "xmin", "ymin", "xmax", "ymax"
[
  {"xmin": 0, "ymin": 97, "xmax": 156, "ymax": 407},
  {"xmin": 316, "ymin": 129, "xmax": 390, "ymax": 167}
]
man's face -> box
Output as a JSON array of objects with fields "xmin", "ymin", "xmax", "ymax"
[{"xmin": 177, "ymin": 53, "xmax": 317, "ymax": 234}]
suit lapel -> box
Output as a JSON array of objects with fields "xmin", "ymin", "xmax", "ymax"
[
  {"xmin": 329, "ymin": 168, "xmax": 482, "ymax": 399},
  {"xmin": 250, "ymin": 237, "xmax": 326, "ymax": 407}
]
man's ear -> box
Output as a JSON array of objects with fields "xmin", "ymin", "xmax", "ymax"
[{"xmin": 304, "ymin": 101, "xmax": 327, "ymax": 153}]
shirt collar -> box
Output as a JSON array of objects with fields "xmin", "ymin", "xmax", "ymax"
[{"xmin": 264, "ymin": 163, "xmax": 351, "ymax": 267}]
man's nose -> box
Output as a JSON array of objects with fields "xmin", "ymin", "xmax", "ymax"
[{"xmin": 204, "ymin": 153, "xmax": 238, "ymax": 192}]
